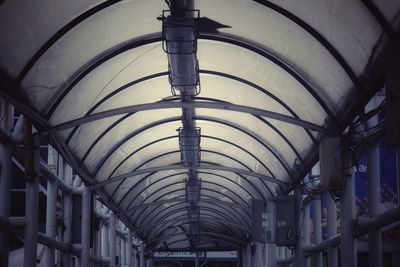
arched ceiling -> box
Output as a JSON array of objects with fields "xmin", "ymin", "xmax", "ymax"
[{"xmin": 1, "ymin": 0, "xmax": 399, "ymax": 251}]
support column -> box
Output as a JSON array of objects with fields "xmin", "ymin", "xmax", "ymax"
[
  {"xmin": 44, "ymin": 178, "xmax": 57, "ymax": 267},
  {"xmin": 340, "ymin": 158, "xmax": 357, "ymax": 267},
  {"xmin": 195, "ymin": 252, "xmax": 199, "ymax": 267},
  {"xmin": 101, "ymin": 222, "xmax": 109, "ymax": 257},
  {"xmin": 110, "ymin": 215, "xmax": 117, "ymax": 267},
  {"xmin": 294, "ymin": 189, "xmax": 304, "ymax": 267},
  {"xmin": 246, "ymin": 244, "xmax": 251, "ymax": 267},
  {"xmin": 140, "ymin": 242, "xmax": 145, "ymax": 267},
  {"xmin": 303, "ymin": 203, "xmax": 311, "ymax": 267},
  {"xmin": 127, "ymin": 231, "xmax": 133, "ymax": 267},
  {"xmin": 268, "ymin": 243, "xmax": 277, "ymax": 267},
  {"xmin": 0, "ymin": 100, "xmax": 13, "ymax": 267},
  {"xmin": 24, "ymin": 131, "xmax": 40, "ymax": 267},
  {"xmin": 367, "ymin": 142, "xmax": 382, "ymax": 267},
  {"xmin": 133, "ymin": 248, "xmax": 138, "ymax": 267},
  {"xmin": 81, "ymin": 187, "xmax": 92, "ymax": 266},
  {"xmin": 326, "ymin": 193, "xmax": 338, "ymax": 267},
  {"xmin": 62, "ymin": 163, "xmax": 73, "ymax": 267},
  {"xmin": 117, "ymin": 235, "xmax": 122, "ymax": 265},
  {"xmin": 312, "ymin": 193, "xmax": 322, "ymax": 267},
  {"xmin": 121, "ymin": 236, "xmax": 126, "ymax": 266}
]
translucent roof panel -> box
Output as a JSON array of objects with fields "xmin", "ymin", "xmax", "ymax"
[{"xmin": 1, "ymin": 0, "xmax": 395, "ymax": 250}]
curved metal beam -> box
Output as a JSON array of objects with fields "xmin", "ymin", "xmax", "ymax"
[
  {"xmin": 49, "ymin": 101, "xmax": 334, "ymax": 134},
  {"xmin": 137, "ymin": 205, "xmax": 248, "ymax": 239},
  {"xmin": 64, "ymin": 71, "xmax": 316, "ymax": 147},
  {"xmin": 92, "ymin": 163, "xmax": 287, "ymax": 188},
  {"xmin": 147, "ymin": 216, "xmax": 247, "ymax": 241},
  {"xmin": 125, "ymin": 181, "xmax": 250, "ymax": 219},
  {"xmin": 89, "ymin": 115, "xmax": 293, "ymax": 179},
  {"xmin": 150, "ymin": 220, "xmax": 246, "ymax": 242},
  {"xmin": 105, "ymin": 134, "xmax": 273, "ymax": 203},
  {"xmin": 16, "ymin": 0, "xmax": 123, "ymax": 83},
  {"xmin": 136, "ymin": 215, "xmax": 250, "ymax": 234},
  {"xmin": 146, "ymin": 215, "xmax": 248, "ymax": 242},
  {"xmin": 109, "ymin": 148, "xmax": 258, "ymax": 202},
  {"xmin": 251, "ymin": 0, "xmax": 362, "ymax": 91},
  {"xmin": 119, "ymin": 197, "xmax": 249, "ymax": 213},
  {"xmin": 148, "ymin": 231, "xmax": 248, "ymax": 246},
  {"xmin": 118, "ymin": 169, "xmax": 262, "ymax": 211},
  {"xmin": 153, "ymin": 237, "xmax": 243, "ymax": 250},
  {"xmin": 131, "ymin": 187, "xmax": 250, "ymax": 228}
]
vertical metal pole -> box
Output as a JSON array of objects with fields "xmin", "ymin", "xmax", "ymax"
[
  {"xmin": 101, "ymin": 222, "xmax": 109, "ymax": 257},
  {"xmin": 367, "ymin": 141, "xmax": 382, "ymax": 267},
  {"xmin": 312, "ymin": 193, "xmax": 322, "ymax": 267},
  {"xmin": 44, "ymin": 179, "xmax": 57, "ymax": 267},
  {"xmin": 24, "ymin": 132, "xmax": 40, "ymax": 267},
  {"xmin": 269, "ymin": 243, "xmax": 277, "ymax": 267},
  {"xmin": 0, "ymin": 100, "xmax": 13, "ymax": 267},
  {"xmin": 62, "ymin": 162, "xmax": 73, "ymax": 267},
  {"xmin": 81, "ymin": 187, "xmax": 91, "ymax": 266},
  {"xmin": 293, "ymin": 189, "xmax": 303, "ymax": 267},
  {"xmin": 326, "ymin": 193, "xmax": 338, "ymax": 267},
  {"xmin": 246, "ymin": 244, "xmax": 251, "ymax": 267},
  {"xmin": 117, "ymin": 235, "xmax": 122, "ymax": 265},
  {"xmin": 241, "ymin": 249, "xmax": 246, "ymax": 267},
  {"xmin": 195, "ymin": 252, "xmax": 199, "ymax": 267},
  {"xmin": 303, "ymin": 203, "xmax": 310, "ymax": 267},
  {"xmin": 340, "ymin": 157, "xmax": 357, "ymax": 267},
  {"xmin": 140, "ymin": 242, "xmax": 145, "ymax": 267},
  {"xmin": 122, "ymin": 236, "xmax": 127, "ymax": 266},
  {"xmin": 110, "ymin": 215, "xmax": 117, "ymax": 267},
  {"xmin": 127, "ymin": 231, "xmax": 133, "ymax": 267},
  {"xmin": 133, "ymin": 248, "xmax": 138, "ymax": 267}
]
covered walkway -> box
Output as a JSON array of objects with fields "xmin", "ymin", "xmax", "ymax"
[{"xmin": 1, "ymin": 0, "xmax": 400, "ymax": 266}]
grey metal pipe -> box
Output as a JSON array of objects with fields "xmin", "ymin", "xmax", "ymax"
[
  {"xmin": 102, "ymin": 222, "xmax": 110, "ymax": 257},
  {"xmin": 140, "ymin": 242, "xmax": 145, "ymax": 267},
  {"xmin": 0, "ymin": 100, "xmax": 13, "ymax": 267},
  {"xmin": 367, "ymin": 142, "xmax": 382, "ymax": 267},
  {"xmin": 340, "ymin": 159, "xmax": 357, "ymax": 267},
  {"xmin": 110, "ymin": 215, "xmax": 117, "ymax": 267},
  {"xmin": 303, "ymin": 202, "xmax": 311, "ymax": 267},
  {"xmin": 0, "ymin": 139, "xmax": 12, "ymax": 267},
  {"xmin": 127, "ymin": 230, "xmax": 133, "ymax": 267},
  {"xmin": 326, "ymin": 193, "xmax": 338, "ymax": 267},
  {"xmin": 62, "ymin": 163, "xmax": 73, "ymax": 267},
  {"xmin": 81, "ymin": 187, "xmax": 92, "ymax": 266},
  {"xmin": 312, "ymin": 193, "xmax": 322, "ymax": 267},
  {"xmin": 44, "ymin": 178, "xmax": 57, "ymax": 267},
  {"xmin": 24, "ymin": 133, "xmax": 40, "ymax": 267}
]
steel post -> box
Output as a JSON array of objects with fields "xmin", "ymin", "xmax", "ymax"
[
  {"xmin": 117, "ymin": 235, "xmax": 121, "ymax": 265},
  {"xmin": 101, "ymin": 222, "xmax": 109, "ymax": 257},
  {"xmin": 81, "ymin": 187, "xmax": 91, "ymax": 266},
  {"xmin": 110, "ymin": 215, "xmax": 117, "ymax": 267},
  {"xmin": 303, "ymin": 203, "xmax": 311, "ymax": 267},
  {"xmin": 24, "ymin": 133, "xmax": 40, "ymax": 267},
  {"xmin": 340, "ymin": 159, "xmax": 357, "ymax": 267},
  {"xmin": 44, "ymin": 178, "xmax": 57, "ymax": 267},
  {"xmin": 312, "ymin": 193, "xmax": 322, "ymax": 267},
  {"xmin": 140, "ymin": 242, "xmax": 145, "ymax": 267},
  {"xmin": 326, "ymin": 193, "xmax": 338, "ymax": 267},
  {"xmin": 127, "ymin": 231, "xmax": 133, "ymax": 267},
  {"xmin": 246, "ymin": 244, "xmax": 251, "ymax": 267},
  {"xmin": 367, "ymin": 142, "xmax": 382, "ymax": 267},
  {"xmin": 133, "ymin": 248, "xmax": 138, "ymax": 267},
  {"xmin": 121, "ymin": 236, "xmax": 126, "ymax": 266},
  {"xmin": 62, "ymin": 163, "xmax": 73, "ymax": 267},
  {"xmin": 0, "ymin": 100, "xmax": 13, "ymax": 267}
]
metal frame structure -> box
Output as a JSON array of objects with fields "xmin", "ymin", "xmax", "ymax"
[{"xmin": 1, "ymin": 0, "xmax": 400, "ymax": 266}]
